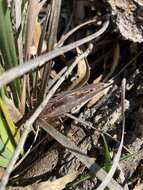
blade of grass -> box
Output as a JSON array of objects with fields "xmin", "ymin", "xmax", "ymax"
[
  {"xmin": 0, "ymin": 97, "xmax": 21, "ymax": 157},
  {"xmin": 0, "ymin": 138, "xmax": 13, "ymax": 161},
  {"xmin": 0, "ymin": 155, "xmax": 9, "ymax": 168},
  {"xmin": 14, "ymin": 0, "xmax": 23, "ymax": 65},
  {"xmin": 0, "ymin": 112, "xmax": 15, "ymax": 154},
  {"xmin": 68, "ymin": 174, "xmax": 91, "ymax": 188},
  {"xmin": 0, "ymin": 65, "xmax": 6, "ymax": 99},
  {"xmin": 102, "ymin": 134, "xmax": 112, "ymax": 172},
  {"xmin": 0, "ymin": 0, "xmax": 21, "ymax": 105}
]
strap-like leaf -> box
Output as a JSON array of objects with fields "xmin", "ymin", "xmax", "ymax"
[{"xmin": 0, "ymin": 98, "xmax": 20, "ymax": 152}]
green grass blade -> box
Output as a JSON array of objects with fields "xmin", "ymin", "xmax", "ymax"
[
  {"xmin": 0, "ymin": 155, "xmax": 9, "ymax": 168},
  {"xmin": 0, "ymin": 97, "xmax": 20, "ymax": 149},
  {"xmin": 102, "ymin": 134, "xmax": 112, "ymax": 172},
  {"xmin": 0, "ymin": 137, "xmax": 13, "ymax": 160},
  {"xmin": 0, "ymin": 0, "xmax": 21, "ymax": 106},
  {"xmin": 0, "ymin": 112, "xmax": 15, "ymax": 154},
  {"xmin": 0, "ymin": 65, "xmax": 6, "ymax": 99}
]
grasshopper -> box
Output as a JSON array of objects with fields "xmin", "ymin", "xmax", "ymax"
[{"xmin": 40, "ymin": 82, "xmax": 112, "ymax": 121}]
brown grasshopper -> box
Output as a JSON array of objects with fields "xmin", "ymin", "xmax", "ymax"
[
  {"xmin": 39, "ymin": 82, "xmax": 112, "ymax": 121},
  {"xmin": 16, "ymin": 82, "xmax": 112, "ymax": 127}
]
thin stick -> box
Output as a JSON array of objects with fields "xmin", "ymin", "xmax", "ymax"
[
  {"xmin": 13, "ymin": 126, "xmax": 40, "ymax": 170},
  {"xmin": 0, "ymin": 46, "xmax": 93, "ymax": 190},
  {"xmin": 57, "ymin": 17, "xmax": 97, "ymax": 47},
  {"xmin": 65, "ymin": 113, "xmax": 94, "ymax": 128},
  {"xmin": 46, "ymin": 66, "xmax": 67, "ymax": 91}
]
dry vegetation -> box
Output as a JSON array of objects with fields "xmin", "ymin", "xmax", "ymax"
[{"xmin": 0, "ymin": 0, "xmax": 143, "ymax": 190}]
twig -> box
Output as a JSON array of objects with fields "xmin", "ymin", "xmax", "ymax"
[
  {"xmin": 0, "ymin": 45, "xmax": 93, "ymax": 190},
  {"xmin": 13, "ymin": 126, "xmax": 40, "ymax": 170},
  {"xmin": 57, "ymin": 17, "xmax": 97, "ymax": 47},
  {"xmin": 65, "ymin": 113, "xmax": 94, "ymax": 128},
  {"xmin": 46, "ymin": 66, "xmax": 67, "ymax": 91},
  {"xmin": 0, "ymin": 19, "xmax": 109, "ymax": 88}
]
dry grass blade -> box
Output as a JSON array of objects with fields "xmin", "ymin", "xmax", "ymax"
[
  {"xmin": 65, "ymin": 113, "xmax": 93, "ymax": 128},
  {"xmin": 37, "ymin": 4, "xmax": 51, "ymax": 55},
  {"xmin": 19, "ymin": 76, "xmax": 26, "ymax": 115},
  {"xmin": 96, "ymin": 78, "xmax": 126, "ymax": 190},
  {"xmin": 14, "ymin": 0, "xmax": 23, "ymax": 64},
  {"xmin": 0, "ymin": 19, "xmax": 109, "ymax": 88},
  {"xmin": 46, "ymin": 67, "xmax": 67, "ymax": 91},
  {"xmin": 25, "ymin": 0, "xmax": 47, "ymax": 59},
  {"xmin": 0, "ymin": 46, "xmax": 93, "ymax": 190},
  {"xmin": 57, "ymin": 17, "xmax": 97, "ymax": 47},
  {"xmin": 39, "ymin": 119, "xmax": 123, "ymax": 190},
  {"xmin": 67, "ymin": 47, "xmax": 90, "ymax": 90},
  {"xmin": 104, "ymin": 43, "xmax": 120, "ymax": 81},
  {"xmin": 39, "ymin": 0, "xmax": 62, "ymax": 100}
]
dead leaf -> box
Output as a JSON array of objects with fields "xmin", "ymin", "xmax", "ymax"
[
  {"xmin": 36, "ymin": 171, "xmax": 79, "ymax": 190},
  {"xmin": 25, "ymin": 0, "xmax": 47, "ymax": 59},
  {"xmin": 30, "ymin": 20, "xmax": 42, "ymax": 56},
  {"xmin": 68, "ymin": 47, "xmax": 90, "ymax": 90}
]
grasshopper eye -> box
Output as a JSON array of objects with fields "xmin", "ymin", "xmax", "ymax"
[{"xmin": 6, "ymin": 0, "xmax": 12, "ymax": 8}]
